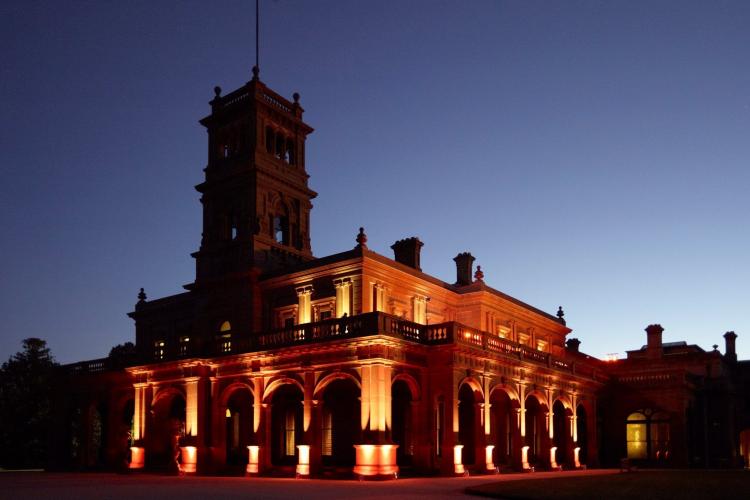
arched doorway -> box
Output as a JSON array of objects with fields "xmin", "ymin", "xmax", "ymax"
[
  {"xmin": 576, "ymin": 404, "xmax": 588, "ymax": 465},
  {"xmin": 524, "ymin": 395, "xmax": 547, "ymax": 466},
  {"xmin": 225, "ymin": 387, "xmax": 254, "ymax": 468},
  {"xmin": 490, "ymin": 389, "xmax": 515, "ymax": 466},
  {"xmin": 151, "ymin": 392, "xmax": 186, "ymax": 471},
  {"xmin": 458, "ymin": 384, "xmax": 478, "ymax": 466},
  {"xmin": 321, "ymin": 379, "xmax": 361, "ymax": 467},
  {"xmin": 270, "ymin": 384, "xmax": 303, "ymax": 467},
  {"xmin": 392, "ymin": 380, "xmax": 413, "ymax": 466},
  {"xmin": 552, "ymin": 400, "xmax": 569, "ymax": 467}
]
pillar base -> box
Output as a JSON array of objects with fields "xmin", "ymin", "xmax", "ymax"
[
  {"xmin": 179, "ymin": 446, "xmax": 198, "ymax": 474},
  {"xmin": 245, "ymin": 445, "xmax": 260, "ymax": 475},
  {"xmin": 128, "ymin": 447, "xmax": 145, "ymax": 470},
  {"xmin": 353, "ymin": 444, "xmax": 399, "ymax": 480}
]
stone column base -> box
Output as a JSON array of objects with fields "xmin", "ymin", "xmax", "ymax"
[
  {"xmin": 353, "ymin": 444, "xmax": 399, "ymax": 480},
  {"xmin": 179, "ymin": 446, "xmax": 198, "ymax": 474},
  {"xmin": 246, "ymin": 445, "xmax": 260, "ymax": 475},
  {"xmin": 129, "ymin": 447, "xmax": 145, "ymax": 469}
]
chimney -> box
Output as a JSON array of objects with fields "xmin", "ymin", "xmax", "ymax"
[
  {"xmin": 645, "ymin": 324, "xmax": 664, "ymax": 358},
  {"xmin": 724, "ymin": 331, "xmax": 737, "ymax": 363},
  {"xmin": 453, "ymin": 252, "xmax": 475, "ymax": 286},
  {"xmin": 566, "ymin": 338, "xmax": 581, "ymax": 353},
  {"xmin": 391, "ymin": 237, "xmax": 423, "ymax": 271}
]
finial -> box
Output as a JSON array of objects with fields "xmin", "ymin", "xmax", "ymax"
[
  {"xmin": 713, "ymin": 344, "xmax": 719, "ymax": 351},
  {"xmin": 474, "ymin": 265, "xmax": 484, "ymax": 282},
  {"xmin": 293, "ymin": 92, "xmax": 300, "ymax": 104},
  {"xmin": 137, "ymin": 288, "xmax": 147, "ymax": 302},
  {"xmin": 213, "ymin": 86, "xmax": 222, "ymax": 98},
  {"xmin": 557, "ymin": 306, "xmax": 566, "ymax": 325},
  {"xmin": 252, "ymin": 65, "xmax": 260, "ymax": 81},
  {"xmin": 356, "ymin": 227, "xmax": 368, "ymax": 249}
]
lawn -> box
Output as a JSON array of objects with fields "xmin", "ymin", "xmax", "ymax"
[{"xmin": 466, "ymin": 470, "xmax": 750, "ymax": 500}]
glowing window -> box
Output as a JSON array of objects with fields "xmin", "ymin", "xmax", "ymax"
[
  {"xmin": 154, "ymin": 340, "xmax": 165, "ymax": 360},
  {"xmin": 220, "ymin": 321, "xmax": 231, "ymax": 332},
  {"xmin": 179, "ymin": 336, "xmax": 190, "ymax": 356},
  {"xmin": 626, "ymin": 410, "xmax": 670, "ymax": 460},
  {"xmin": 225, "ymin": 408, "xmax": 232, "ymax": 418},
  {"xmin": 285, "ymin": 410, "xmax": 296, "ymax": 456}
]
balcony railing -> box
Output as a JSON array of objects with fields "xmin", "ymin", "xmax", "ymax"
[{"xmin": 65, "ymin": 312, "xmax": 594, "ymax": 379}]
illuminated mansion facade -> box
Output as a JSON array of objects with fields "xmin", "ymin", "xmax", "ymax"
[{"xmin": 53, "ymin": 69, "xmax": 750, "ymax": 477}]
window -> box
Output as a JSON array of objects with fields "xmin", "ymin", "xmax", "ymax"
[
  {"xmin": 284, "ymin": 409, "xmax": 296, "ymax": 456},
  {"xmin": 435, "ymin": 398, "xmax": 444, "ymax": 456},
  {"xmin": 154, "ymin": 340, "xmax": 165, "ymax": 360},
  {"xmin": 320, "ymin": 310, "xmax": 332, "ymax": 321},
  {"xmin": 286, "ymin": 140, "xmax": 295, "ymax": 165},
  {"xmin": 218, "ymin": 321, "xmax": 232, "ymax": 353},
  {"xmin": 265, "ymin": 127, "xmax": 274, "ymax": 153},
  {"xmin": 626, "ymin": 409, "xmax": 670, "ymax": 460},
  {"xmin": 179, "ymin": 336, "xmax": 190, "ymax": 356},
  {"xmin": 273, "ymin": 215, "xmax": 288, "ymax": 244},
  {"xmin": 322, "ymin": 408, "xmax": 333, "ymax": 456}
]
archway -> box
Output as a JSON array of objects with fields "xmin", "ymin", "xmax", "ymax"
[
  {"xmin": 270, "ymin": 384, "xmax": 303, "ymax": 467},
  {"xmin": 321, "ymin": 378, "xmax": 361, "ymax": 467},
  {"xmin": 151, "ymin": 392, "xmax": 186, "ymax": 471},
  {"xmin": 224, "ymin": 387, "xmax": 254, "ymax": 468},
  {"xmin": 458, "ymin": 384, "xmax": 478, "ymax": 466},
  {"xmin": 490, "ymin": 389, "xmax": 515, "ymax": 466},
  {"xmin": 524, "ymin": 395, "xmax": 547, "ymax": 465},
  {"xmin": 392, "ymin": 380, "xmax": 413, "ymax": 466},
  {"xmin": 626, "ymin": 408, "xmax": 670, "ymax": 463},
  {"xmin": 552, "ymin": 400, "xmax": 569, "ymax": 467},
  {"xmin": 576, "ymin": 404, "xmax": 588, "ymax": 464}
]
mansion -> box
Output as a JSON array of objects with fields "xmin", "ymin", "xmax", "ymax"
[{"xmin": 51, "ymin": 68, "xmax": 750, "ymax": 478}]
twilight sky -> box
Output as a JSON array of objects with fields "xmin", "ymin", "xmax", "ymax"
[{"xmin": 2, "ymin": 0, "xmax": 749, "ymax": 364}]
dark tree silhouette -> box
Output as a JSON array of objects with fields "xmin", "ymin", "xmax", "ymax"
[{"xmin": 0, "ymin": 338, "xmax": 58, "ymax": 469}]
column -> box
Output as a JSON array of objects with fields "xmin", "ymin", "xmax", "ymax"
[
  {"xmin": 354, "ymin": 363, "xmax": 398, "ymax": 479},
  {"xmin": 129, "ymin": 383, "xmax": 149, "ymax": 469},
  {"xmin": 334, "ymin": 278, "xmax": 352, "ymax": 318}
]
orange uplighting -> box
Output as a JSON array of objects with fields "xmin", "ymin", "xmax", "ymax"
[
  {"xmin": 129, "ymin": 446, "xmax": 145, "ymax": 469},
  {"xmin": 485, "ymin": 445, "xmax": 496, "ymax": 471},
  {"xmin": 296, "ymin": 445, "xmax": 310, "ymax": 477},
  {"xmin": 453, "ymin": 445, "xmax": 465, "ymax": 475},
  {"xmin": 353, "ymin": 444, "xmax": 399, "ymax": 478},
  {"xmin": 521, "ymin": 445, "xmax": 532, "ymax": 471},
  {"xmin": 180, "ymin": 446, "xmax": 197, "ymax": 474},
  {"xmin": 246, "ymin": 445, "xmax": 260, "ymax": 475}
]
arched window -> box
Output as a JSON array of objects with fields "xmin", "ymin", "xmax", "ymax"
[
  {"xmin": 275, "ymin": 134, "xmax": 285, "ymax": 159},
  {"xmin": 273, "ymin": 205, "xmax": 289, "ymax": 245},
  {"xmin": 626, "ymin": 409, "xmax": 670, "ymax": 460},
  {"xmin": 218, "ymin": 321, "xmax": 232, "ymax": 353}
]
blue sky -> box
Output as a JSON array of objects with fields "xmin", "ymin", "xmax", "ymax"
[{"xmin": 2, "ymin": 0, "xmax": 749, "ymax": 363}]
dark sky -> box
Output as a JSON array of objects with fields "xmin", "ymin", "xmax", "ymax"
[{"xmin": 2, "ymin": 0, "xmax": 749, "ymax": 364}]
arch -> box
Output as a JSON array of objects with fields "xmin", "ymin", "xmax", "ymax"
[
  {"xmin": 488, "ymin": 383, "xmax": 521, "ymax": 405},
  {"xmin": 392, "ymin": 372, "xmax": 421, "ymax": 401},
  {"xmin": 552, "ymin": 399, "xmax": 569, "ymax": 466},
  {"xmin": 270, "ymin": 382, "xmax": 304, "ymax": 466},
  {"xmin": 262, "ymin": 376, "xmax": 304, "ymax": 404},
  {"xmin": 151, "ymin": 386, "xmax": 186, "ymax": 409},
  {"xmin": 313, "ymin": 371, "xmax": 361, "ymax": 400},
  {"xmin": 218, "ymin": 381, "xmax": 256, "ymax": 408},
  {"xmin": 524, "ymin": 390, "xmax": 549, "ymax": 410},
  {"xmin": 458, "ymin": 383, "xmax": 478, "ymax": 465},
  {"xmin": 626, "ymin": 408, "xmax": 671, "ymax": 462},
  {"xmin": 321, "ymin": 377, "xmax": 361, "ymax": 467},
  {"xmin": 552, "ymin": 394, "xmax": 574, "ymax": 412},
  {"xmin": 576, "ymin": 403, "xmax": 588, "ymax": 464},
  {"xmin": 458, "ymin": 376, "xmax": 485, "ymax": 403},
  {"xmin": 392, "ymin": 379, "xmax": 414, "ymax": 466},
  {"xmin": 490, "ymin": 386, "xmax": 518, "ymax": 466}
]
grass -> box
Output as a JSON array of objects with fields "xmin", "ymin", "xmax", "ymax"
[{"xmin": 466, "ymin": 470, "xmax": 750, "ymax": 500}]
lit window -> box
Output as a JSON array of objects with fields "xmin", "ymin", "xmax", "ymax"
[
  {"xmin": 154, "ymin": 340, "xmax": 165, "ymax": 360},
  {"xmin": 626, "ymin": 409, "xmax": 670, "ymax": 460},
  {"xmin": 179, "ymin": 336, "xmax": 190, "ymax": 356},
  {"xmin": 285, "ymin": 410, "xmax": 296, "ymax": 456},
  {"xmin": 219, "ymin": 321, "xmax": 231, "ymax": 353},
  {"xmin": 225, "ymin": 408, "xmax": 232, "ymax": 418}
]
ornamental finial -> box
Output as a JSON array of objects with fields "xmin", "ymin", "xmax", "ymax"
[
  {"xmin": 137, "ymin": 288, "xmax": 147, "ymax": 302},
  {"xmin": 474, "ymin": 265, "xmax": 484, "ymax": 282},
  {"xmin": 356, "ymin": 227, "xmax": 368, "ymax": 249}
]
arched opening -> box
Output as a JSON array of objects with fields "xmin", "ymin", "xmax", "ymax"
[
  {"xmin": 86, "ymin": 404, "xmax": 105, "ymax": 468},
  {"xmin": 524, "ymin": 395, "xmax": 546, "ymax": 466},
  {"xmin": 271, "ymin": 384, "xmax": 303, "ymax": 467},
  {"xmin": 225, "ymin": 388, "xmax": 254, "ymax": 469},
  {"xmin": 552, "ymin": 400, "xmax": 568, "ymax": 466},
  {"xmin": 275, "ymin": 134, "xmax": 285, "ymax": 159},
  {"xmin": 458, "ymin": 383, "xmax": 478, "ymax": 466},
  {"xmin": 490, "ymin": 389, "xmax": 515, "ymax": 466},
  {"xmin": 286, "ymin": 139, "xmax": 295, "ymax": 165},
  {"xmin": 391, "ymin": 380, "xmax": 413, "ymax": 466},
  {"xmin": 576, "ymin": 404, "xmax": 588, "ymax": 464},
  {"xmin": 626, "ymin": 409, "xmax": 671, "ymax": 463},
  {"xmin": 151, "ymin": 392, "xmax": 186, "ymax": 472},
  {"xmin": 321, "ymin": 378, "xmax": 361, "ymax": 467},
  {"xmin": 265, "ymin": 127, "xmax": 275, "ymax": 153},
  {"xmin": 120, "ymin": 399, "xmax": 134, "ymax": 467}
]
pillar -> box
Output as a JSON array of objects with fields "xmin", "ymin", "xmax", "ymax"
[{"xmin": 355, "ymin": 363, "xmax": 398, "ymax": 479}]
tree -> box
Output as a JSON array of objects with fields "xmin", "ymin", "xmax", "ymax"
[
  {"xmin": 107, "ymin": 341, "xmax": 136, "ymax": 367},
  {"xmin": 0, "ymin": 338, "xmax": 58, "ymax": 469}
]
